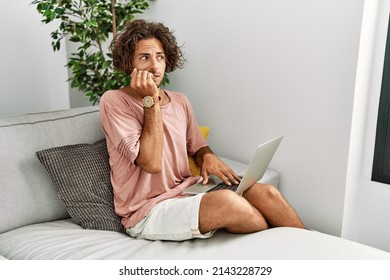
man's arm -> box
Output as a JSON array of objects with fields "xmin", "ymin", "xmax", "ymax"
[
  {"xmin": 194, "ymin": 146, "xmax": 240, "ymax": 185},
  {"xmin": 135, "ymin": 102, "xmax": 163, "ymax": 173},
  {"xmin": 193, "ymin": 146, "xmax": 214, "ymax": 167},
  {"xmin": 131, "ymin": 69, "xmax": 164, "ymax": 174}
]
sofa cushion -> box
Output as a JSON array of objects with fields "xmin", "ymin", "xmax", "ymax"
[
  {"xmin": 2, "ymin": 219, "xmax": 390, "ymax": 260},
  {"xmin": 0, "ymin": 106, "xmax": 104, "ymax": 234},
  {"xmin": 188, "ymin": 126, "xmax": 210, "ymax": 176},
  {"xmin": 36, "ymin": 138, "xmax": 124, "ymax": 233}
]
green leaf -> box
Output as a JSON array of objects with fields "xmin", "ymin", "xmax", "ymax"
[
  {"xmin": 50, "ymin": 11, "xmax": 56, "ymax": 21},
  {"xmin": 86, "ymin": 20, "xmax": 98, "ymax": 28},
  {"xmin": 69, "ymin": 36, "xmax": 80, "ymax": 42},
  {"xmin": 55, "ymin": 7, "xmax": 64, "ymax": 15},
  {"xmin": 36, "ymin": 3, "xmax": 43, "ymax": 13},
  {"xmin": 43, "ymin": 9, "xmax": 51, "ymax": 17}
]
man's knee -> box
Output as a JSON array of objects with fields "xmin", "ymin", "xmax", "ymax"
[
  {"xmin": 244, "ymin": 183, "xmax": 282, "ymax": 202},
  {"xmin": 202, "ymin": 189, "xmax": 250, "ymax": 213},
  {"xmin": 199, "ymin": 190, "xmax": 265, "ymax": 232}
]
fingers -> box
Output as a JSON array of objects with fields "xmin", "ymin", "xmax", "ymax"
[
  {"xmin": 217, "ymin": 169, "xmax": 240, "ymax": 186},
  {"xmin": 200, "ymin": 153, "xmax": 241, "ymax": 186},
  {"xmin": 231, "ymin": 172, "xmax": 241, "ymax": 185},
  {"xmin": 201, "ymin": 169, "xmax": 209, "ymax": 185},
  {"xmin": 131, "ymin": 68, "xmax": 149, "ymax": 85},
  {"xmin": 203, "ymin": 163, "xmax": 240, "ymax": 186},
  {"xmin": 130, "ymin": 68, "xmax": 158, "ymax": 96},
  {"xmin": 202, "ymin": 168, "xmax": 237, "ymax": 186}
]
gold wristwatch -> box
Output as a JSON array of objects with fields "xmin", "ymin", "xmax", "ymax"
[{"xmin": 142, "ymin": 96, "xmax": 160, "ymax": 108}]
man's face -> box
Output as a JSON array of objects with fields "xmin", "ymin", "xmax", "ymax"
[{"xmin": 132, "ymin": 38, "xmax": 166, "ymax": 88}]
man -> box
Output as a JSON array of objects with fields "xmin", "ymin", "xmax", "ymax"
[{"xmin": 100, "ymin": 19, "xmax": 304, "ymax": 241}]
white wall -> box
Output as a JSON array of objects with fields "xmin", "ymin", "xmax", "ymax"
[
  {"xmin": 0, "ymin": 1, "xmax": 69, "ymax": 117},
  {"xmin": 342, "ymin": 0, "xmax": 390, "ymax": 252},
  {"xmin": 141, "ymin": 0, "xmax": 364, "ymax": 236}
]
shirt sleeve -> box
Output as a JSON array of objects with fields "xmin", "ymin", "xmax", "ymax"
[
  {"xmin": 100, "ymin": 90, "xmax": 142, "ymax": 163},
  {"xmin": 183, "ymin": 96, "xmax": 208, "ymax": 156}
]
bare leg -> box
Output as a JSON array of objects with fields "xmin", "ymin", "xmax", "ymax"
[
  {"xmin": 198, "ymin": 184, "xmax": 304, "ymax": 234},
  {"xmin": 198, "ymin": 189, "xmax": 269, "ymax": 234},
  {"xmin": 243, "ymin": 183, "xmax": 304, "ymax": 228}
]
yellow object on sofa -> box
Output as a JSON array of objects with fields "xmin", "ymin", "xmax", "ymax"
[{"xmin": 188, "ymin": 126, "xmax": 210, "ymax": 176}]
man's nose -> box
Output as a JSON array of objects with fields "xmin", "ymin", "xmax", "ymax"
[{"xmin": 149, "ymin": 57, "xmax": 158, "ymax": 71}]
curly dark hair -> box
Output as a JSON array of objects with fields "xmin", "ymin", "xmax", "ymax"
[{"xmin": 110, "ymin": 19, "xmax": 185, "ymax": 75}]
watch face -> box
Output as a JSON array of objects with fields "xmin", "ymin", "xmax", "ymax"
[{"xmin": 143, "ymin": 96, "xmax": 154, "ymax": 108}]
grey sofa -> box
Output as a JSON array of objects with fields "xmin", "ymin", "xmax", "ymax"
[{"xmin": 1, "ymin": 106, "xmax": 389, "ymax": 260}]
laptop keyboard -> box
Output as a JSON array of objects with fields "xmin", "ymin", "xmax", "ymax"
[{"xmin": 207, "ymin": 182, "xmax": 239, "ymax": 192}]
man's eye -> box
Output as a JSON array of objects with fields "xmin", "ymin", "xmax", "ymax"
[
  {"xmin": 140, "ymin": 56, "xmax": 147, "ymax": 61},
  {"xmin": 157, "ymin": 55, "xmax": 165, "ymax": 60}
]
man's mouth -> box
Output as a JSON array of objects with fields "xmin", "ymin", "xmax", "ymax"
[{"xmin": 151, "ymin": 73, "xmax": 160, "ymax": 78}]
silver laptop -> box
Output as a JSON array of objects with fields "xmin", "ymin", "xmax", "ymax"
[{"xmin": 184, "ymin": 136, "xmax": 283, "ymax": 195}]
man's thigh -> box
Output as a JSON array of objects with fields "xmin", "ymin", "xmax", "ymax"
[{"xmin": 199, "ymin": 189, "xmax": 268, "ymax": 233}]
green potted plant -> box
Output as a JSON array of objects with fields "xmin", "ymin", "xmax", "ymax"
[{"xmin": 31, "ymin": 0, "xmax": 164, "ymax": 104}]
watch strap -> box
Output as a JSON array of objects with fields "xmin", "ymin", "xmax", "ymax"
[{"xmin": 143, "ymin": 95, "xmax": 161, "ymax": 108}]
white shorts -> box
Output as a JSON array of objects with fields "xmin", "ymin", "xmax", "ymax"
[{"xmin": 126, "ymin": 193, "xmax": 215, "ymax": 241}]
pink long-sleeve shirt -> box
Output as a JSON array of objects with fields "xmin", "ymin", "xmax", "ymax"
[{"xmin": 100, "ymin": 89, "xmax": 207, "ymax": 228}]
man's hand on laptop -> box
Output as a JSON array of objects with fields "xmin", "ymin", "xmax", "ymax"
[{"xmin": 201, "ymin": 153, "xmax": 241, "ymax": 186}]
